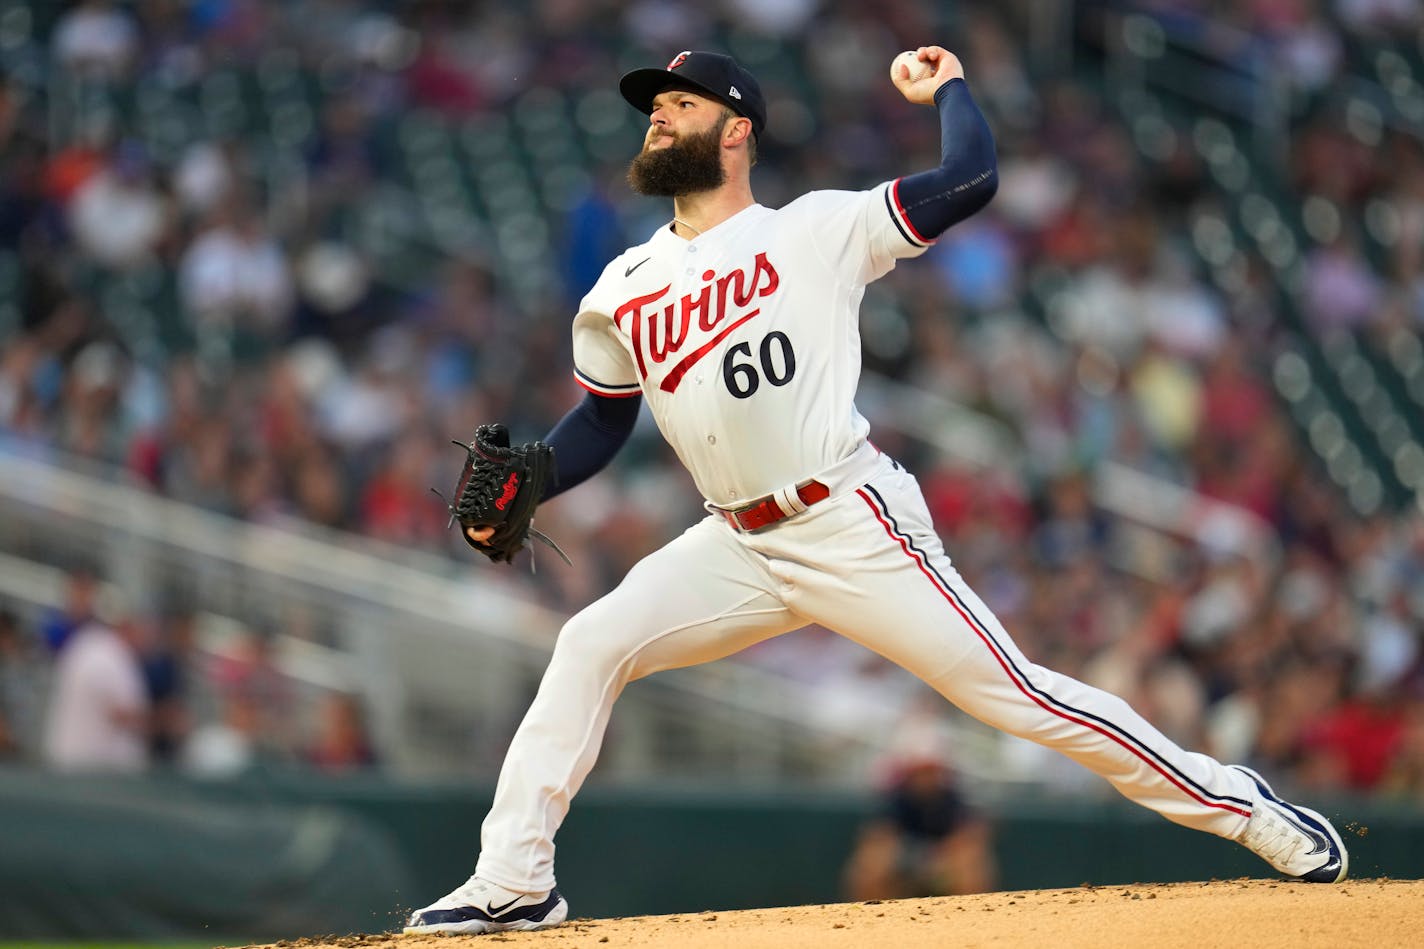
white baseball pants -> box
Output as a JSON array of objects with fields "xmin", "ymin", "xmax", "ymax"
[{"xmin": 475, "ymin": 445, "xmax": 1258, "ymax": 892}]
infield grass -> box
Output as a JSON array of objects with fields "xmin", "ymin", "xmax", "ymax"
[{"xmin": 0, "ymin": 943, "xmax": 233, "ymax": 948}]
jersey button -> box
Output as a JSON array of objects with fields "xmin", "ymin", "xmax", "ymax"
[{"xmin": 706, "ymin": 434, "xmax": 716, "ymax": 444}]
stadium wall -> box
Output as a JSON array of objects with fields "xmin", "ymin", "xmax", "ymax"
[{"xmin": 0, "ymin": 767, "xmax": 1418, "ymax": 941}]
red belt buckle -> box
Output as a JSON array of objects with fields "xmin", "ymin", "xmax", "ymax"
[{"xmin": 724, "ymin": 480, "xmax": 830, "ymax": 532}]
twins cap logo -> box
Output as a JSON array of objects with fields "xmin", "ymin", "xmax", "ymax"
[
  {"xmin": 728, "ymin": 85, "xmax": 742, "ymax": 100},
  {"xmin": 667, "ymin": 50, "xmax": 691, "ymax": 70}
]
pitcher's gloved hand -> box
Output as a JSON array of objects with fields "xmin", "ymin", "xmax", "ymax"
[{"xmin": 443, "ymin": 424, "xmax": 567, "ymax": 566}]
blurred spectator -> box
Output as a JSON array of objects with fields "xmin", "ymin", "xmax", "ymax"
[
  {"xmin": 930, "ymin": 214, "xmax": 1019, "ymax": 310},
  {"xmin": 163, "ymin": 414, "xmax": 237, "ymax": 512},
  {"xmin": 844, "ymin": 720, "xmax": 996, "ymax": 899},
  {"xmin": 1335, "ymin": 0, "xmax": 1424, "ymax": 35},
  {"xmin": 38, "ymin": 564, "xmax": 100, "ymax": 654},
  {"xmin": 1301, "ymin": 231, "xmax": 1384, "ymax": 332},
  {"xmin": 182, "ymin": 691, "xmax": 261, "ymax": 778},
  {"xmin": 1129, "ymin": 338, "xmax": 1203, "ymax": 453},
  {"xmin": 55, "ymin": 338, "xmax": 131, "ymax": 461},
  {"xmin": 142, "ymin": 607, "xmax": 199, "ymax": 765},
  {"xmin": 179, "ymin": 201, "xmax": 294, "ymax": 332},
  {"xmin": 1197, "ymin": 338, "xmax": 1273, "ymax": 450},
  {"xmin": 0, "ymin": 72, "xmax": 22, "ymax": 152},
  {"xmin": 404, "ymin": 24, "xmax": 487, "ymax": 116},
  {"xmin": 0, "ymin": 609, "xmax": 46, "ymax": 759},
  {"xmin": 51, "ymin": 0, "xmax": 139, "ymax": 80},
  {"xmin": 1267, "ymin": 6, "xmax": 1342, "ymax": 95},
  {"xmin": 293, "ymin": 241, "xmax": 375, "ymax": 343},
  {"xmin": 1381, "ymin": 694, "xmax": 1424, "ymax": 802},
  {"xmin": 0, "ymin": 136, "xmax": 50, "ymax": 253},
  {"xmin": 304, "ymin": 691, "xmax": 379, "ymax": 773},
  {"xmin": 292, "ymin": 445, "xmax": 351, "ymax": 527},
  {"xmin": 67, "ymin": 141, "xmax": 171, "ymax": 270},
  {"xmin": 992, "ymin": 136, "xmax": 1076, "ymax": 235},
  {"xmin": 721, "ymin": 0, "xmax": 818, "ymax": 38},
  {"xmin": 359, "ymin": 429, "xmax": 448, "ymax": 545},
  {"xmin": 1031, "ymin": 470, "xmax": 1109, "ymax": 570},
  {"xmin": 960, "ymin": 9, "xmax": 1039, "ymax": 128},
  {"xmin": 306, "ymin": 96, "xmax": 380, "ymax": 194},
  {"xmin": 173, "ymin": 141, "xmax": 239, "ymax": 217},
  {"xmin": 1299, "ymin": 690, "xmax": 1408, "ymax": 791},
  {"xmin": 41, "ymin": 598, "xmax": 151, "ymax": 773},
  {"xmin": 210, "ymin": 624, "xmax": 297, "ymax": 759},
  {"xmin": 1141, "ymin": 253, "xmax": 1227, "ymax": 361},
  {"xmin": 562, "ymin": 173, "xmax": 626, "ymax": 306}
]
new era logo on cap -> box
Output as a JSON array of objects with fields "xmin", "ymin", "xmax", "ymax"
[{"xmin": 620, "ymin": 51, "xmax": 767, "ymax": 138}]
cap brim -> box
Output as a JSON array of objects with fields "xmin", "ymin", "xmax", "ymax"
[{"xmin": 619, "ymin": 68, "xmax": 726, "ymax": 115}]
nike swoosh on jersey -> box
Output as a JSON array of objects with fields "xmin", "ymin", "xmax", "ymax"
[{"xmin": 625, "ymin": 257, "xmax": 652, "ymax": 277}]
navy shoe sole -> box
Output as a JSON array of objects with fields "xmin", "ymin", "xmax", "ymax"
[
  {"xmin": 404, "ymin": 890, "xmax": 568, "ymax": 934},
  {"xmin": 1232, "ymin": 765, "xmax": 1348, "ymax": 883}
]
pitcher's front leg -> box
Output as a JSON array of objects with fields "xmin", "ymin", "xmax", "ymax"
[{"xmin": 475, "ymin": 518, "xmax": 802, "ymax": 893}]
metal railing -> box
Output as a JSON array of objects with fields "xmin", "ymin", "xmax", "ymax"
[{"xmin": 0, "ymin": 446, "xmax": 973, "ymax": 785}]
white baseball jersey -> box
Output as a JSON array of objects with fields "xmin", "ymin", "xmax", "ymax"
[{"xmin": 571, "ymin": 181, "xmax": 930, "ymax": 506}]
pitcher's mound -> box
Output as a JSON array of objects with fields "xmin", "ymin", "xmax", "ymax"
[{"xmin": 261, "ymin": 878, "xmax": 1424, "ymax": 949}]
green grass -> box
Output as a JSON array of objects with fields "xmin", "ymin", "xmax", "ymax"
[{"xmin": 0, "ymin": 944, "xmax": 235, "ymax": 948}]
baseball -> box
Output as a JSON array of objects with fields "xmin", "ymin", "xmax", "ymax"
[{"xmin": 892, "ymin": 50, "xmax": 932, "ymax": 83}]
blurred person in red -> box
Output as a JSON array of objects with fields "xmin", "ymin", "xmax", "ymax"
[
  {"xmin": 304, "ymin": 691, "xmax": 379, "ymax": 774},
  {"xmin": 1381, "ymin": 692, "xmax": 1424, "ymax": 803},
  {"xmin": 41, "ymin": 592, "xmax": 151, "ymax": 773},
  {"xmin": 359, "ymin": 429, "xmax": 449, "ymax": 545},
  {"xmin": 42, "ymin": 109, "xmax": 113, "ymax": 208},
  {"xmin": 210, "ymin": 623, "xmax": 297, "ymax": 759},
  {"xmin": 1297, "ymin": 680, "xmax": 1408, "ymax": 792}
]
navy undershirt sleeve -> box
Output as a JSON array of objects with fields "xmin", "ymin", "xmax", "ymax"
[
  {"xmin": 541, "ymin": 392, "xmax": 642, "ymax": 500},
  {"xmin": 895, "ymin": 78, "xmax": 998, "ymax": 239}
]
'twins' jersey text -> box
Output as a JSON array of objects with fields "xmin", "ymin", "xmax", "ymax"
[
  {"xmin": 614, "ymin": 252, "xmax": 780, "ymax": 394},
  {"xmin": 572, "ymin": 181, "xmax": 932, "ymax": 506}
]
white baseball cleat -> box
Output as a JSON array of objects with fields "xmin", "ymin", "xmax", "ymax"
[
  {"xmin": 1231, "ymin": 765, "xmax": 1348, "ymax": 883},
  {"xmin": 404, "ymin": 875, "xmax": 569, "ymax": 935}
]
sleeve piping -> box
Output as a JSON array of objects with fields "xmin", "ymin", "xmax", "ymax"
[
  {"xmin": 885, "ymin": 179, "xmax": 936, "ymax": 248},
  {"xmin": 574, "ymin": 368, "xmax": 642, "ymax": 398}
]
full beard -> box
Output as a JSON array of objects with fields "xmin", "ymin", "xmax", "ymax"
[{"xmin": 627, "ymin": 123, "xmax": 725, "ymax": 197}]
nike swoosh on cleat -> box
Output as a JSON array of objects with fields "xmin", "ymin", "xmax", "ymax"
[
  {"xmin": 486, "ymin": 897, "xmax": 522, "ymax": 916},
  {"xmin": 625, "ymin": 257, "xmax": 652, "ymax": 277},
  {"xmin": 1275, "ymin": 805, "xmax": 1330, "ymax": 855}
]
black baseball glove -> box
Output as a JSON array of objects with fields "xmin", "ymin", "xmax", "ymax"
[{"xmin": 442, "ymin": 424, "xmax": 569, "ymax": 567}]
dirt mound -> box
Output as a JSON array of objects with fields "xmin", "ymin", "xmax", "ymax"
[{"xmin": 253, "ymin": 878, "xmax": 1424, "ymax": 949}]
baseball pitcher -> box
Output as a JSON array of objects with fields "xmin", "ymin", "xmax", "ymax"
[{"xmin": 407, "ymin": 46, "xmax": 1347, "ymax": 935}]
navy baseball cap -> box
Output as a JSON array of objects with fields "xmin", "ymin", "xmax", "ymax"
[{"xmin": 620, "ymin": 51, "xmax": 767, "ymax": 138}]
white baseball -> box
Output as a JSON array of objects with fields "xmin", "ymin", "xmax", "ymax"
[{"xmin": 892, "ymin": 50, "xmax": 932, "ymax": 83}]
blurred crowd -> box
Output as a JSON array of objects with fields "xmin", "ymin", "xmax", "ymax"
[
  {"xmin": 2, "ymin": 0, "xmax": 1424, "ymax": 802},
  {"xmin": 0, "ymin": 562, "xmax": 378, "ymax": 775}
]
